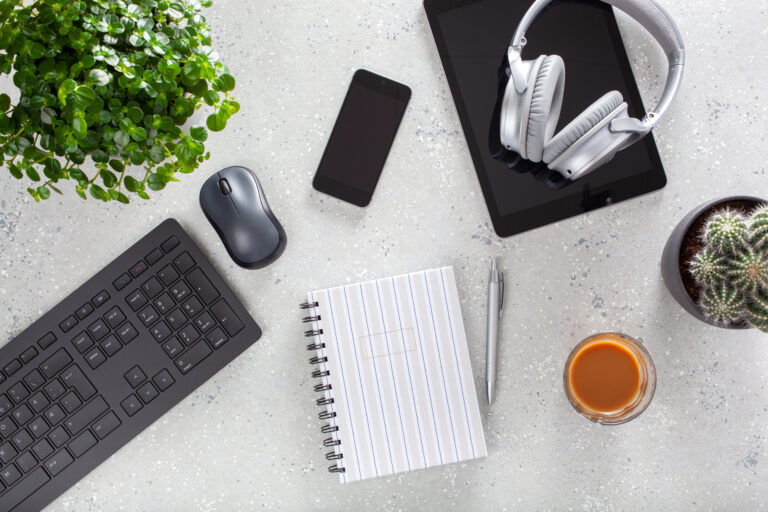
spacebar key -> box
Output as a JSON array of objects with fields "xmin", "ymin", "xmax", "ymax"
[
  {"xmin": 64, "ymin": 396, "xmax": 108, "ymax": 434},
  {"xmin": 174, "ymin": 341, "xmax": 212, "ymax": 374},
  {"xmin": 0, "ymin": 467, "xmax": 50, "ymax": 510}
]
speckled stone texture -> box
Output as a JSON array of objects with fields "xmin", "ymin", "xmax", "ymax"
[{"xmin": 1, "ymin": 0, "xmax": 767, "ymax": 510}]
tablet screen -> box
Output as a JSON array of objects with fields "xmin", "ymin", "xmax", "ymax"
[{"xmin": 425, "ymin": 0, "xmax": 666, "ymax": 237}]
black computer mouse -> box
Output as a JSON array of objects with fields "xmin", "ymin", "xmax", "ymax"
[{"xmin": 200, "ymin": 166, "xmax": 287, "ymax": 269}]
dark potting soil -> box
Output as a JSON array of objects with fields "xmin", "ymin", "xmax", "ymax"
[{"xmin": 678, "ymin": 199, "xmax": 762, "ymax": 304}]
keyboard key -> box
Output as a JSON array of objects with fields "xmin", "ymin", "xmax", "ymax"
[
  {"xmin": 12, "ymin": 429, "xmax": 33, "ymax": 450},
  {"xmin": 28, "ymin": 417, "xmax": 50, "ymax": 439},
  {"xmin": 178, "ymin": 324, "xmax": 200, "ymax": 346},
  {"xmin": 45, "ymin": 449, "xmax": 73, "ymax": 476},
  {"xmin": 125, "ymin": 289, "xmax": 148, "ymax": 311},
  {"xmin": 120, "ymin": 394, "xmax": 143, "ymax": 416},
  {"xmin": 24, "ymin": 369, "xmax": 45, "ymax": 392},
  {"xmin": 145, "ymin": 248, "xmax": 164, "ymax": 265},
  {"xmin": 161, "ymin": 235, "xmax": 180, "ymax": 253},
  {"xmin": 170, "ymin": 280, "xmax": 192, "ymax": 302},
  {"xmin": 75, "ymin": 302, "xmax": 94, "ymax": 320},
  {"xmin": 152, "ymin": 369, "xmax": 175, "ymax": 391},
  {"xmin": 141, "ymin": 277, "xmax": 163, "ymax": 298},
  {"xmin": 65, "ymin": 396, "xmax": 108, "ymax": 434},
  {"xmin": 124, "ymin": 366, "xmax": 147, "ymax": 387},
  {"xmin": 61, "ymin": 391, "xmax": 82, "ymax": 413},
  {"xmin": 40, "ymin": 348, "xmax": 73, "ymax": 379},
  {"xmin": 0, "ymin": 442, "xmax": 17, "ymax": 463},
  {"xmin": 0, "ymin": 467, "xmax": 49, "ymax": 510},
  {"xmin": 187, "ymin": 268, "xmax": 219, "ymax": 304},
  {"xmin": 0, "ymin": 373, "xmax": 5, "ymax": 385},
  {"xmin": 0, "ymin": 417, "xmax": 14, "ymax": 441},
  {"xmin": 173, "ymin": 251, "xmax": 195, "ymax": 273},
  {"xmin": 91, "ymin": 290, "xmax": 110, "ymax": 308},
  {"xmin": 129, "ymin": 260, "xmax": 148, "ymax": 278},
  {"xmin": 12, "ymin": 404, "xmax": 33, "ymax": 425},
  {"xmin": 104, "ymin": 306, "xmax": 126, "ymax": 328},
  {"xmin": 28, "ymin": 392, "xmax": 49, "ymax": 414},
  {"xmin": 48, "ymin": 426, "xmax": 69, "ymax": 447},
  {"xmin": 69, "ymin": 430, "xmax": 97, "ymax": 457},
  {"xmin": 116, "ymin": 322, "xmax": 138, "ymax": 344},
  {"xmin": 150, "ymin": 321, "xmax": 172, "ymax": 342},
  {"xmin": 113, "ymin": 273, "xmax": 132, "ymax": 291},
  {"xmin": 44, "ymin": 379, "xmax": 66, "ymax": 401},
  {"xmin": 71, "ymin": 331, "xmax": 94, "ymax": 354},
  {"xmin": 44, "ymin": 405, "xmax": 66, "ymax": 426},
  {"xmin": 211, "ymin": 300, "xmax": 244, "ymax": 336},
  {"xmin": 174, "ymin": 341, "xmax": 212, "ymax": 374},
  {"xmin": 33, "ymin": 439, "xmax": 53, "ymax": 460},
  {"xmin": 182, "ymin": 296, "xmax": 203, "ymax": 317},
  {"xmin": 161, "ymin": 338, "xmax": 183, "ymax": 358},
  {"xmin": 20, "ymin": 347, "xmax": 39, "ymax": 364},
  {"xmin": 154, "ymin": 292, "xmax": 175, "ymax": 314},
  {"xmin": 37, "ymin": 332, "xmax": 57, "ymax": 350},
  {"xmin": 59, "ymin": 315, "xmax": 78, "ymax": 333},
  {"xmin": 100, "ymin": 335, "xmax": 122, "ymax": 356},
  {"xmin": 166, "ymin": 308, "xmax": 187, "ymax": 329},
  {"xmin": 84, "ymin": 347, "xmax": 106, "ymax": 369},
  {"xmin": 4, "ymin": 359, "xmax": 22, "ymax": 377},
  {"xmin": 137, "ymin": 382, "xmax": 159, "ymax": 404},
  {"xmin": 138, "ymin": 305, "xmax": 160, "ymax": 326},
  {"xmin": 61, "ymin": 366, "xmax": 96, "ymax": 400},
  {"xmin": 8, "ymin": 382, "xmax": 30, "ymax": 403},
  {"xmin": 0, "ymin": 395, "xmax": 12, "ymax": 416},
  {"xmin": 92, "ymin": 412, "xmax": 120, "ymax": 440},
  {"xmin": 87, "ymin": 318, "xmax": 109, "ymax": 341},
  {"xmin": 194, "ymin": 311, "xmax": 216, "ymax": 333},
  {"xmin": 157, "ymin": 264, "xmax": 180, "ymax": 287},
  {"xmin": 17, "ymin": 451, "xmax": 37, "ymax": 473},
  {"xmin": 0, "ymin": 463, "xmax": 21, "ymax": 485}
]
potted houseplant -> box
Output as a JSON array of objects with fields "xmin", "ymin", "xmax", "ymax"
[
  {"xmin": 661, "ymin": 196, "xmax": 768, "ymax": 331},
  {"xmin": 0, "ymin": 0, "xmax": 237, "ymax": 203}
]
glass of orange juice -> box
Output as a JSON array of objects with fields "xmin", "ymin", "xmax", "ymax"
[{"xmin": 563, "ymin": 332, "xmax": 656, "ymax": 425}]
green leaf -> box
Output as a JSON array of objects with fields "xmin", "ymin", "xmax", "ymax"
[
  {"xmin": 100, "ymin": 169, "xmax": 117, "ymax": 188},
  {"xmin": 27, "ymin": 188, "xmax": 40, "ymax": 202},
  {"xmin": 26, "ymin": 167, "xmax": 41, "ymax": 182},
  {"xmin": 126, "ymin": 106, "xmax": 144, "ymax": 124},
  {"xmin": 76, "ymin": 186, "xmax": 88, "ymax": 200},
  {"xmin": 190, "ymin": 125, "xmax": 208, "ymax": 142},
  {"xmin": 113, "ymin": 130, "xmax": 130, "ymax": 146},
  {"xmin": 202, "ymin": 90, "xmax": 219, "ymax": 106},
  {"xmin": 72, "ymin": 116, "xmax": 87, "ymax": 139},
  {"xmin": 124, "ymin": 176, "xmax": 140, "ymax": 192},
  {"xmin": 74, "ymin": 85, "xmax": 96, "ymax": 109},
  {"xmin": 212, "ymin": 73, "xmax": 235, "ymax": 92},
  {"xmin": 91, "ymin": 149, "xmax": 109, "ymax": 163},
  {"xmin": 149, "ymin": 144, "xmax": 165, "ymax": 163},
  {"xmin": 182, "ymin": 61, "xmax": 201, "ymax": 81},
  {"xmin": 109, "ymin": 160, "xmax": 125, "ymax": 173},
  {"xmin": 116, "ymin": 191, "xmax": 130, "ymax": 204},
  {"xmin": 37, "ymin": 185, "xmax": 51, "ymax": 200},
  {"xmin": 206, "ymin": 112, "xmax": 227, "ymax": 132},
  {"xmin": 138, "ymin": 190, "xmax": 150, "ymax": 200},
  {"xmin": 28, "ymin": 42, "xmax": 45, "ymax": 59},
  {"xmin": 69, "ymin": 168, "xmax": 87, "ymax": 182},
  {"xmin": 131, "ymin": 126, "xmax": 147, "ymax": 141},
  {"xmin": 90, "ymin": 184, "xmax": 108, "ymax": 201},
  {"xmin": 147, "ymin": 173, "xmax": 166, "ymax": 191},
  {"xmin": 0, "ymin": 93, "xmax": 9, "ymax": 111},
  {"xmin": 58, "ymin": 79, "xmax": 77, "ymax": 105},
  {"xmin": 9, "ymin": 164, "xmax": 23, "ymax": 179}
]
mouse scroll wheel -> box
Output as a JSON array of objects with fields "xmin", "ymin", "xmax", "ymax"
[{"xmin": 219, "ymin": 178, "xmax": 232, "ymax": 195}]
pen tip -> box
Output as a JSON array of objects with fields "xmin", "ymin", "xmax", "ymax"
[{"xmin": 487, "ymin": 382, "xmax": 494, "ymax": 405}]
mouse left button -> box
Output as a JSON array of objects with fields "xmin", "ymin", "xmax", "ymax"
[{"xmin": 219, "ymin": 179, "xmax": 232, "ymax": 195}]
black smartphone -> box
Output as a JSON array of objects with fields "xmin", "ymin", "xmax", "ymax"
[{"xmin": 312, "ymin": 69, "xmax": 411, "ymax": 207}]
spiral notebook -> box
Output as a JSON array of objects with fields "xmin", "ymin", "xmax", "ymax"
[{"xmin": 301, "ymin": 267, "xmax": 487, "ymax": 483}]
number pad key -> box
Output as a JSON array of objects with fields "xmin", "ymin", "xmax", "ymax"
[
  {"xmin": 125, "ymin": 289, "xmax": 148, "ymax": 312},
  {"xmin": 166, "ymin": 308, "xmax": 187, "ymax": 330},
  {"xmin": 141, "ymin": 277, "xmax": 163, "ymax": 298},
  {"xmin": 150, "ymin": 321, "xmax": 172, "ymax": 342},
  {"xmin": 161, "ymin": 338, "xmax": 184, "ymax": 358},
  {"xmin": 138, "ymin": 305, "xmax": 160, "ymax": 327},
  {"xmin": 154, "ymin": 292, "xmax": 175, "ymax": 314},
  {"xmin": 173, "ymin": 252, "xmax": 195, "ymax": 273},
  {"xmin": 178, "ymin": 324, "xmax": 200, "ymax": 346},
  {"xmin": 182, "ymin": 297, "xmax": 203, "ymax": 318},
  {"xmin": 194, "ymin": 311, "xmax": 216, "ymax": 333},
  {"xmin": 170, "ymin": 280, "xmax": 192, "ymax": 302},
  {"xmin": 157, "ymin": 264, "xmax": 179, "ymax": 286}
]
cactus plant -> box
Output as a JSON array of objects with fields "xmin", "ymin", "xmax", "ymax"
[{"xmin": 690, "ymin": 205, "xmax": 768, "ymax": 332}]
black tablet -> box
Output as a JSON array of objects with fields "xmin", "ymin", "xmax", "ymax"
[{"xmin": 424, "ymin": 0, "xmax": 667, "ymax": 237}]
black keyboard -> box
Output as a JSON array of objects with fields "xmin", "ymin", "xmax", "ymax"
[{"xmin": 0, "ymin": 219, "xmax": 261, "ymax": 511}]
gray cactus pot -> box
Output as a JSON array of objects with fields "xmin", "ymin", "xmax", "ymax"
[{"xmin": 660, "ymin": 195, "xmax": 764, "ymax": 328}]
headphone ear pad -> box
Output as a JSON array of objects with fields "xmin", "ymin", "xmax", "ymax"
[
  {"xmin": 523, "ymin": 55, "xmax": 565, "ymax": 162},
  {"xmin": 542, "ymin": 90, "xmax": 624, "ymax": 164}
]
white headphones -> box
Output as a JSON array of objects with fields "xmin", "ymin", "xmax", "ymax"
[{"xmin": 500, "ymin": 0, "xmax": 684, "ymax": 181}]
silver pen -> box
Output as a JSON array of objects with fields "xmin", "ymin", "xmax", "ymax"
[{"xmin": 486, "ymin": 258, "xmax": 504, "ymax": 405}]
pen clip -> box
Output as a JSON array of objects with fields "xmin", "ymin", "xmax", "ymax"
[{"xmin": 498, "ymin": 271, "xmax": 504, "ymax": 317}]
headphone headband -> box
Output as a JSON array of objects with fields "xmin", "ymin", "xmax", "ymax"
[{"xmin": 509, "ymin": 0, "xmax": 684, "ymax": 134}]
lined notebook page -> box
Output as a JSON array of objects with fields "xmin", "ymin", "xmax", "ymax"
[{"xmin": 308, "ymin": 267, "xmax": 487, "ymax": 483}]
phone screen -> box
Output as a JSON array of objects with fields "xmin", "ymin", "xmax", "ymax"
[{"xmin": 313, "ymin": 69, "xmax": 411, "ymax": 206}]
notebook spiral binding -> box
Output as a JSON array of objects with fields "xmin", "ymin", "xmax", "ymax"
[{"xmin": 301, "ymin": 300, "xmax": 346, "ymax": 475}]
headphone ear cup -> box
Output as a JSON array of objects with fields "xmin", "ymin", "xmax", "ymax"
[
  {"xmin": 522, "ymin": 55, "xmax": 565, "ymax": 162},
  {"xmin": 542, "ymin": 90, "xmax": 624, "ymax": 164}
]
